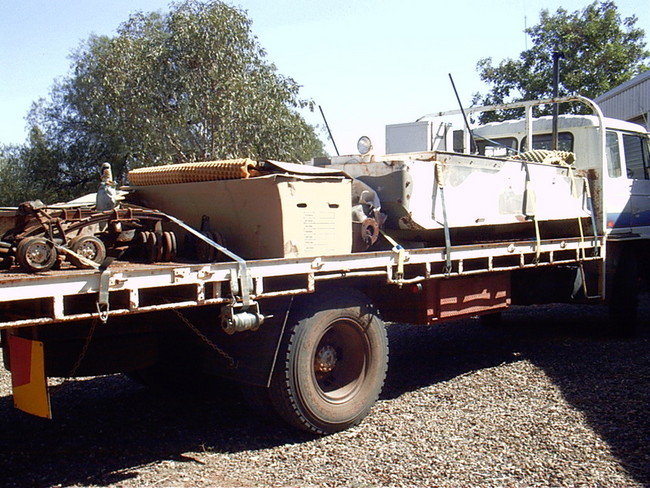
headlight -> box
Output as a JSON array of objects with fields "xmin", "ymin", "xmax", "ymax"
[{"xmin": 357, "ymin": 136, "xmax": 373, "ymax": 155}]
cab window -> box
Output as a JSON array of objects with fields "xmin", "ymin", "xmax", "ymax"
[
  {"xmin": 520, "ymin": 132, "xmax": 574, "ymax": 152},
  {"xmin": 622, "ymin": 133, "xmax": 650, "ymax": 179},
  {"xmin": 475, "ymin": 137, "xmax": 518, "ymax": 157},
  {"xmin": 606, "ymin": 131, "xmax": 622, "ymax": 178}
]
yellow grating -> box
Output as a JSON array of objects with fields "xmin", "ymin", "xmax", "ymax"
[{"xmin": 128, "ymin": 159, "xmax": 258, "ymax": 186}]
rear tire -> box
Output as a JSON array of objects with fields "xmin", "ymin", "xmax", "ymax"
[
  {"xmin": 608, "ymin": 249, "xmax": 638, "ymax": 335},
  {"xmin": 268, "ymin": 288, "xmax": 388, "ymax": 434}
]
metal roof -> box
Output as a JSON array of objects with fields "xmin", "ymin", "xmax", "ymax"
[{"xmin": 595, "ymin": 71, "xmax": 650, "ymax": 126}]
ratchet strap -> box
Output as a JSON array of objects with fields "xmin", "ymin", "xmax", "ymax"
[
  {"xmin": 520, "ymin": 160, "xmax": 541, "ymax": 264},
  {"xmin": 436, "ymin": 163, "xmax": 453, "ymax": 275}
]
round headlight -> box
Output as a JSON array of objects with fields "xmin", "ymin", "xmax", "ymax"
[{"xmin": 357, "ymin": 136, "xmax": 373, "ymax": 155}]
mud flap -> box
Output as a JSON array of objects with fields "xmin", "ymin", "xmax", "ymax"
[{"xmin": 8, "ymin": 333, "xmax": 51, "ymax": 419}]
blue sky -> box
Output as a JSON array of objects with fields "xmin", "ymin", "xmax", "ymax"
[{"xmin": 1, "ymin": 0, "xmax": 648, "ymax": 155}]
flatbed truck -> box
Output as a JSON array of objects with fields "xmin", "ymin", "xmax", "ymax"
[{"xmin": 0, "ymin": 96, "xmax": 646, "ymax": 434}]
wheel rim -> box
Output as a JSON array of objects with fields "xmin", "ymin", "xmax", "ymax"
[
  {"xmin": 26, "ymin": 241, "xmax": 53, "ymax": 267},
  {"xmin": 312, "ymin": 318, "xmax": 369, "ymax": 403},
  {"xmin": 76, "ymin": 239, "xmax": 100, "ymax": 260},
  {"xmin": 18, "ymin": 237, "xmax": 57, "ymax": 271}
]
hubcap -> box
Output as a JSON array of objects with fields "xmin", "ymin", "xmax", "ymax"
[
  {"xmin": 27, "ymin": 242, "xmax": 50, "ymax": 265},
  {"xmin": 315, "ymin": 345, "xmax": 338, "ymax": 373},
  {"xmin": 312, "ymin": 319, "xmax": 369, "ymax": 402},
  {"xmin": 77, "ymin": 241, "xmax": 98, "ymax": 259}
]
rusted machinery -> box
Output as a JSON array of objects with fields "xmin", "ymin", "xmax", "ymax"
[
  {"xmin": 0, "ymin": 200, "xmax": 176, "ymax": 272},
  {"xmin": 0, "ymin": 158, "xmax": 385, "ymax": 272}
]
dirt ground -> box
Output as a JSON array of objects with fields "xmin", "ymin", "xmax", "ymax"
[{"xmin": 1, "ymin": 295, "xmax": 649, "ymax": 487}]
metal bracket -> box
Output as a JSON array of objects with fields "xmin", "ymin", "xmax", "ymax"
[
  {"xmin": 97, "ymin": 265, "xmax": 111, "ymax": 323},
  {"xmin": 379, "ymin": 230, "xmax": 407, "ymax": 284}
]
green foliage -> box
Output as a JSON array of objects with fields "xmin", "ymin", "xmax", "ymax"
[
  {"xmin": 474, "ymin": 1, "xmax": 649, "ymax": 122},
  {"xmin": 0, "ymin": 145, "xmax": 27, "ymax": 207},
  {"xmin": 20, "ymin": 0, "xmax": 324, "ymax": 203},
  {"xmin": 0, "ymin": 127, "xmax": 88, "ymax": 206}
]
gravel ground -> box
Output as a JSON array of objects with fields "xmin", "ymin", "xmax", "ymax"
[{"xmin": 1, "ymin": 295, "xmax": 649, "ymax": 488}]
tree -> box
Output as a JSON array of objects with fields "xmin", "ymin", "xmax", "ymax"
[
  {"xmin": 473, "ymin": 1, "xmax": 649, "ymax": 121},
  {"xmin": 0, "ymin": 145, "xmax": 28, "ymax": 206},
  {"xmin": 0, "ymin": 128, "xmax": 77, "ymax": 205},
  {"xmin": 25, "ymin": 0, "xmax": 325, "ymax": 201}
]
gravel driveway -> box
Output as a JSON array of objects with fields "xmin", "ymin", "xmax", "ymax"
[{"xmin": 1, "ymin": 295, "xmax": 649, "ymax": 487}]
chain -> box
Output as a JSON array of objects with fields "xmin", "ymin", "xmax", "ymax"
[
  {"xmin": 69, "ymin": 318, "xmax": 98, "ymax": 377},
  {"xmin": 51, "ymin": 304, "xmax": 237, "ymax": 396},
  {"xmin": 169, "ymin": 307, "xmax": 237, "ymax": 369},
  {"xmin": 50, "ymin": 317, "xmax": 98, "ymax": 395}
]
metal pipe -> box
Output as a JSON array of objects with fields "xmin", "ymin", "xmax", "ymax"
[
  {"xmin": 448, "ymin": 73, "xmax": 477, "ymax": 153},
  {"xmin": 552, "ymin": 52, "xmax": 563, "ymax": 150}
]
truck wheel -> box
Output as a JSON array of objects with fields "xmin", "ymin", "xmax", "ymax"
[
  {"xmin": 69, "ymin": 235, "xmax": 106, "ymax": 269},
  {"xmin": 269, "ymin": 288, "xmax": 388, "ymax": 434},
  {"xmin": 608, "ymin": 250, "xmax": 638, "ymax": 335}
]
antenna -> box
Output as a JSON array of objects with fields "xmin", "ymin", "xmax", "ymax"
[
  {"xmin": 318, "ymin": 105, "xmax": 340, "ymax": 156},
  {"xmin": 524, "ymin": 15, "xmax": 528, "ymax": 50},
  {"xmin": 448, "ymin": 73, "xmax": 477, "ymax": 153},
  {"xmin": 523, "ymin": 0, "xmax": 528, "ymax": 50}
]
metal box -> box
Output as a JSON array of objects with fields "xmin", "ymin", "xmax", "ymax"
[{"xmin": 131, "ymin": 174, "xmax": 352, "ymax": 259}]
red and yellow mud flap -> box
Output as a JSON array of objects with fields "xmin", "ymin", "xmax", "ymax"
[{"xmin": 7, "ymin": 333, "xmax": 51, "ymax": 419}]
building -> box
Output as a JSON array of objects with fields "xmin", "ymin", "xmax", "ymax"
[{"xmin": 595, "ymin": 70, "xmax": 650, "ymax": 130}]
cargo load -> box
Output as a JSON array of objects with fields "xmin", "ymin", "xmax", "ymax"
[{"xmin": 128, "ymin": 159, "xmax": 353, "ymax": 259}]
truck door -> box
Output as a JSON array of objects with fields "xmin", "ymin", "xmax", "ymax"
[
  {"xmin": 604, "ymin": 131, "xmax": 634, "ymax": 234},
  {"xmin": 624, "ymin": 132, "xmax": 650, "ymax": 237}
]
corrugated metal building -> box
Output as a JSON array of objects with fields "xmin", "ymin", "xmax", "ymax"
[{"xmin": 595, "ymin": 71, "xmax": 650, "ymax": 129}]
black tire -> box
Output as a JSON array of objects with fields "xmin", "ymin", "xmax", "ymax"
[
  {"xmin": 268, "ymin": 288, "xmax": 388, "ymax": 434},
  {"xmin": 16, "ymin": 236, "xmax": 58, "ymax": 272},
  {"xmin": 608, "ymin": 250, "xmax": 639, "ymax": 335},
  {"xmin": 69, "ymin": 235, "xmax": 106, "ymax": 269},
  {"xmin": 145, "ymin": 232, "xmax": 157, "ymax": 263}
]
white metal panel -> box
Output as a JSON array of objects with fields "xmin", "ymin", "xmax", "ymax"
[{"xmin": 386, "ymin": 121, "xmax": 432, "ymax": 154}]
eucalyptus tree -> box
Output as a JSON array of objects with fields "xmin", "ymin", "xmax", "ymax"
[{"xmin": 27, "ymin": 0, "xmax": 324, "ymax": 197}]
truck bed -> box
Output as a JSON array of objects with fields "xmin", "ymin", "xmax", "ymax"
[{"xmin": 0, "ymin": 235, "xmax": 602, "ymax": 329}]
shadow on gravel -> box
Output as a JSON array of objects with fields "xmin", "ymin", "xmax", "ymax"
[
  {"xmin": 0, "ymin": 376, "xmax": 312, "ymax": 488},
  {"xmin": 383, "ymin": 295, "xmax": 650, "ymax": 487},
  {"xmin": 1, "ymin": 296, "xmax": 648, "ymax": 487}
]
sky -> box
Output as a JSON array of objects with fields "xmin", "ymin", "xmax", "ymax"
[{"xmin": 1, "ymin": 0, "xmax": 648, "ymax": 156}]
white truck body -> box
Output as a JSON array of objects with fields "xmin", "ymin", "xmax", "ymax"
[{"xmin": 386, "ymin": 100, "xmax": 650, "ymax": 242}]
